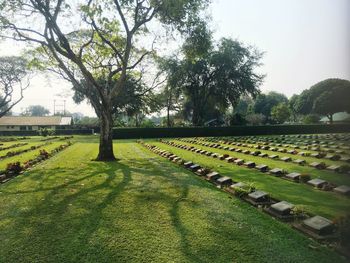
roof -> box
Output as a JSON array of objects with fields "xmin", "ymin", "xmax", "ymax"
[{"xmin": 0, "ymin": 116, "xmax": 72, "ymax": 126}]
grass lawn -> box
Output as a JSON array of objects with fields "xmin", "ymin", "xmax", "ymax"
[{"xmin": 0, "ymin": 136, "xmax": 347, "ymax": 262}]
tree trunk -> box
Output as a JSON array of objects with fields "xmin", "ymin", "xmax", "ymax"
[
  {"xmin": 192, "ymin": 107, "xmax": 202, "ymax": 126},
  {"xmin": 329, "ymin": 114, "xmax": 333, "ymax": 124},
  {"xmin": 96, "ymin": 109, "xmax": 116, "ymax": 161}
]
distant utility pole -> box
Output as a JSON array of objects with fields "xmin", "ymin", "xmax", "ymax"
[{"xmin": 53, "ymin": 99, "xmax": 66, "ymax": 116}]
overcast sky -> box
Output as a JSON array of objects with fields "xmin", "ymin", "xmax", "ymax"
[{"xmin": 1, "ymin": 0, "xmax": 349, "ymax": 117}]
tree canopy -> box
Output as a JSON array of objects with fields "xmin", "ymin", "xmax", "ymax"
[
  {"xmin": 0, "ymin": 56, "xmax": 29, "ymax": 118},
  {"xmin": 21, "ymin": 105, "xmax": 50, "ymax": 116},
  {"xmin": 0, "ymin": 0, "xmax": 210, "ymax": 160},
  {"xmin": 160, "ymin": 37, "xmax": 264, "ymax": 126}
]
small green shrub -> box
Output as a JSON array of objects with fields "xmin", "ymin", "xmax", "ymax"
[
  {"xmin": 300, "ymin": 174, "xmax": 311, "ymax": 183},
  {"xmin": 38, "ymin": 128, "xmax": 55, "ymax": 137}
]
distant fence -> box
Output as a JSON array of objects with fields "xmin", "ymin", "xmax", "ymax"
[
  {"xmin": 112, "ymin": 124, "xmax": 350, "ymax": 139},
  {"xmin": 0, "ymin": 129, "xmax": 94, "ymax": 136}
]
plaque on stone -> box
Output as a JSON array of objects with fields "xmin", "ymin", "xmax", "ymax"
[
  {"xmin": 258, "ymin": 153, "xmax": 268, "ymax": 157},
  {"xmin": 189, "ymin": 164, "xmax": 201, "ymax": 172},
  {"xmin": 340, "ymin": 156, "xmax": 350, "ymax": 162},
  {"xmin": 250, "ymin": 151, "xmax": 260, "ymax": 156},
  {"xmin": 326, "ymin": 165, "xmax": 341, "ymax": 172},
  {"xmin": 235, "ymin": 148, "xmax": 242, "ymax": 153},
  {"xmin": 229, "ymin": 147, "xmax": 235, "ymax": 151},
  {"xmin": 248, "ymin": 190, "xmax": 269, "ymax": 202},
  {"xmin": 230, "ymin": 182, "xmax": 246, "ymax": 189},
  {"xmin": 311, "ymin": 153, "xmax": 321, "ymax": 158},
  {"xmin": 184, "ymin": 161, "xmax": 194, "ymax": 168},
  {"xmin": 280, "ymin": 156, "xmax": 292, "ymax": 162},
  {"xmin": 234, "ymin": 159, "xmax": 244, "ymax": 165},
  {"xmin": 302, "ymin": 216, "xmax": 334, "ymax": 235},
  {"xmin": 270, "ymin": 201, "xmax": 294, "ymax": 215},
  {"xmin": 244, "ymin": 161, "xmax": 256, "ymax": 168},
  {"xmin": 256, "ymin": 164, "xmax": 268, "ymax": 172},
  {"xmin": 225, "ymin": 157, "xmax": 235, "ymax": 163},
  {"xmin": 293, "ymin": 159, "xmax": 306, "ymax": 165},
  {"xmin": 242, "ymin": 150, "xmax": 250, "ymax": 154},
  {"xmin": 269, "ymin": 168, "xmax": 284, "ymax": 176},
  {"xmin": 206, "ymin": 172, "xmax": 221, "ymax": 181},
  {"xmin": 310, "ymin": 162, "xmax": 325, "ymax": 169},
  {"xmin": 216, "ymin": 176, "xmax": 233, "ymax": 186},
  {"xmin": 269, "ymin": 154, "xmax": 279, "ymax": 159},
  {"xmin": 285, "ymin": 172, "xmax": 301, "ymax": 181},
  {"xmin": 307, "ymin": 178, "xmax": 327, "ymax": 188},
  {"xmin": 333, "ymin": 185, "xmax": 350, "ymax": 195}
]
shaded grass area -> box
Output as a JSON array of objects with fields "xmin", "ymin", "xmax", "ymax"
[
  {"xmin": 152, "ymin": 141, "xmax": 350, "ymax": 219},
  {"xmin": 0, "ymin": 137, "xmax": 347, "ymax": 262},
  {"xmin": 173, "ymin": 139, "xmax": 350, "ymax": 187}
]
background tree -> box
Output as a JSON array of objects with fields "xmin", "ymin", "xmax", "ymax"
[
  {"xmin": 312, "ymin": 85, "xmax": 350, "ymax": 123},
  {"xmin": 0, "ymin": 56, "xmax": 29, "ymax": 118},
  {"xmin": 288, "ymin": 94, "xmax": 300, "ymax": 122},
  {"xmin": 0, "ymin": 0, "xmax": 210, "ymax": 160},
  {"xmin": 295, "ymin": 78, "xmax": 350, "ymax": 120},
  {"xmin": 271, "ymin": 103, "xmax": 291, "ymax": 124},
  {"xmin": 245, "ymin": 113, "xmax": 266, "ymax": 125},
  {"xmin": 253, "ymin": 91, "xmax": 288, "ymax": 122},
  {"xmin": 161, "ymin": 37, "xmax": 264, "ymax": 126},
  {"xmin": 21, "ymin": 105, "xmax": 50, "ymax": 116}
]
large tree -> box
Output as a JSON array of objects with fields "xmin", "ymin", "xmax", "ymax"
[
  {"xmin": 0, "ymin": 56, "xmax": 29, "ymax": 117},
  {"xmin": 161, "ymin": 38, "xmax": 264, "ymax": 126},
  {"xmin": 0, "ymin": 0, "xmax": 209, "ymax": 160},
  {"xmin": 295, "ymin": 78, "xmax": 350, "ymax": 123}
]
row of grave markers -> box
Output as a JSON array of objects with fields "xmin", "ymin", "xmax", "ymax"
[
  {"xmin": 161, "ymin": 139, "xmax": 350, "ymax": 196},
  {"xmin": 138, "ymin": 141, "xmax": 339, "ymax": 242},
  {"xmin": 185, "ymin": 138, "xmax": 350, "ymax": 174},
  {"xmin": 219, "ymin": 135, "xmax": 350, "ymax": 159},
  {"xmin": 208, "ymin": 136, "xmax": 350, "ymax": 164}
]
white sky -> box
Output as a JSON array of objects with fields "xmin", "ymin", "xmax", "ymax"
[{"xmin": 0, "ymin": 0, "xmax": 349, "ymax": 117}]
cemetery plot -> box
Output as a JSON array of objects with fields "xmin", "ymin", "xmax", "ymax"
[
  {"xmin": 177, "ymin": 138, "xmax": 350, "ymax": 187},
  {"xmin": 152, "ymin": 140, "xmax": 350, "ymax": 220},
  {"xmin": 140, "ymin": 140, "xmax": 349, "ymax": 248}
]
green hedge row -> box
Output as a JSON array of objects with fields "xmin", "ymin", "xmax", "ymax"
[{"xmin": 113, "ymin": 124, "xmax": 350, "ymax": 139}]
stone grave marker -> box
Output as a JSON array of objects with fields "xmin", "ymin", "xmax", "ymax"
[
  {"xmin": 244, "ymin": 161, "xmax": 256, "ymax": 168},
  {"xmin": 280, "ymin": 156, "xmax": 292, "ymax": 162},
  {"xmin": 310, "ymin": 162, "xmax": 326, "ymax": 169},
  {"xmin": 256, "ymin": 164, "xmax": 268, "ymax": 172},
  {"xmin": 189, "ymin": 164, "xmax": 201, "ymax": 172},
  {"xmin": 270, "ymin": 201, "xmax": 294, "ymax": 215},
  {"xmin": 184, "ymin": 161, "xmax": 194, "ymax": 168},
  {"xmin": 302, "ymin": 216, "xmax": 334, "ymax": 235},
  {"xmin": 269, "ymin": 168, "xmax": 284, "ymax": 176},
  {"xmin": 258, "ymin": 153, "xmax": 268, "ymax": 157},
  {"xmin": 216, "ymin": 176, "xmax": 233, "ymax": 187},
  {"xmin": 234, "ymin": 159, "xmax": 244, "ymax": 165},
  {"xmin": 293, "ymin": 159, "xmax": 306, "ymax": 165},
  {"xmin": 333, "ymin": 185, "xmax": 350, "ymax": 195},
  {"xmin": 307, "ymin": 178, "xmax": 327, "ymax": 188},
  {"xmin": 285, "ymin": 172, "xmax": 301, "ymax": 181},
  {"xmin": 206, "ymin": 172, "xmax": 221, "ymax": 181},
  {"xmin": 326, "ymin": 165, "xmax": 341, "ymax": 172},
  {"xmin": 269, "ymin": 154, "xmax": 279, "ymax": 159},
  {"xmin": 225, "ymin": 157, "xmax": 235, "ymax": 163},
  {"xmin": 248, "ymin": 190, "xmax": 269, "ymax": 202}
]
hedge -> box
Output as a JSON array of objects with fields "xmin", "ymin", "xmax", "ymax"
[{"xmin": 112, "ymin": 124, "xmax": 350, "ymax": 139}]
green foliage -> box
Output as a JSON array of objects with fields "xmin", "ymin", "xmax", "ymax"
[
  {"xmin": 302, "ymin": 114, "xmax": 320, "ymax": 124},
  {"xmin": 37, "ymin": 128, "xmax": 55, "ymax": 137},
  {"xmin": 21, "ymin": 105, "xmax": 50, "ymax": 116},
  {"xmin": 271, "ymin": 103, "xmax": 291, "ymax": 124},
  {"xmin": 245, "ymin": 113, "xmax": 266, "ymax": 125},
  {"xmin": 0, "ymin": 56, "xmax": 29, "ymax": 117},
  {"xmin": 253, "ymin": 91, "xmax": 288, "ymax": 119},
  {"xmin": 161, "ymin": 38, "xmax": 264, "ymax": 126},
  {"xmin": 295, "ymin": 78, "xmax": 350, "ymax": 120}
]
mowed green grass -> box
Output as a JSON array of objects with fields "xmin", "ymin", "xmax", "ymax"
[
  {"xmin": 0, "ymin": 136, "xmax": 347, "ymax": 262},
  {"xmin": 152, "ymin": 140, "xmax": 350, "ymax": 219}
]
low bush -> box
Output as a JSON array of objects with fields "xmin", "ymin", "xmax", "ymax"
[{"xmin": 300, "ymin": 174, "xmax": 311, "ymax": 183}]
